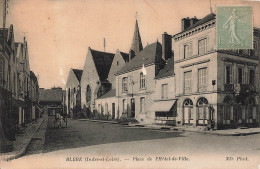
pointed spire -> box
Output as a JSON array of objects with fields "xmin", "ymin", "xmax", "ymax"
[{"xmin": 129, "ymin": 19, "xmax": 143, "ymax": 60}]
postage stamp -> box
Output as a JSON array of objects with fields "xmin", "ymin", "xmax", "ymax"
[{"xmin": 216, "ymin": 6, "xmax": 253, "ymax": 50}]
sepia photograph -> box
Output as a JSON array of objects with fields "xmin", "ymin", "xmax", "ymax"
[{"xmin": 0, "ymin": 0, "xmax": 260, "ymax": 168}]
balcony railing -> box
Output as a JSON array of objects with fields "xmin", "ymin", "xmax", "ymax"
[
  {"xmin": 197, "ymin": 85, "xmax": 207, "ymax": 93},
  {"xmin": 224, "ymin": 84, "xmax": 256, "ymax": 93}
]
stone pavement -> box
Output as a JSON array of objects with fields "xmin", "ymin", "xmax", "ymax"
[
  {"xmin": 0, "ymin": 113, "xmax": 48, "ymax": 162},
  {"xmin": 79, "ymin": 119, "xmax": 260, "ymax": 136}
]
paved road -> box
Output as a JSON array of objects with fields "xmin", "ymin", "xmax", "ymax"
[
  {"xmin": 43, "ymin": 116, "xmax": 185, "ymax": 153},
  {"xmin": 4, "ymin": 116, "xmax": 260, "ymax": 169}
]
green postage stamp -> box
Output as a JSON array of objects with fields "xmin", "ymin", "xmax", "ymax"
[{"xmin": 216, "ymin": 6, "xmax": 253, "ymax": 50}]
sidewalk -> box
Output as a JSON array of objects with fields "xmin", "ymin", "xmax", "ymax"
[
  {"xmin": 0, "ymin": 113, "xmax": 48, "ymax": 161},
  {"xmin": 81, "ymin": 118, "xmax": 260, "ymax": 136}
]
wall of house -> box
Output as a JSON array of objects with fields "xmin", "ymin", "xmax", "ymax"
[
  {"xmin": 81, "ymin": 49, "xmax": 100, "ymax": 112},
  {"xmin": 116, "ymin": 65, "xmax": 156, "ymax": 122},
  {"xmin": 107, "ymin": 50, "xmax": 127, "ymax": 89},
  {"xmin": 65, "ymin": 69, "xmax": 80, "ymax": 114},
  {"xmin": 95, "ymin": 97, "xmax": 118, "ymax": 119},
  {"xmin": 173, "ymin": 24, "xmax": 216, "ymax": 62}
]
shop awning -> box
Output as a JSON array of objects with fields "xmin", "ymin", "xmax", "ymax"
[{"xmin": 150, "ymin": 100, "xmax": 177, "ymax": 112}]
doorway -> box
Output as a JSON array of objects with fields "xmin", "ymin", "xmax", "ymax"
[
  {"xmin": 112, "ymin": 103, "xmax": 115, "ymax": 119},
  {"xmin": 131, "ymin": 98, "xmax": 135, "ymax": 118}
]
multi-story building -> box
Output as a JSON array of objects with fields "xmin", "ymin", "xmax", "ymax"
[
  {"xmin": 0, "ymin": 25, "xmax": 15, "ymax": 152},
  {"xmin": 173, "ymin": 13, "xmax": 260, "ymax": 129},
  {"xmin": 65, "ymin": 68, "xmax": 82, "ymax": 117},
  {"xmin": 150, "ymin": 57, "xmax": 176, "ymax": 125}
]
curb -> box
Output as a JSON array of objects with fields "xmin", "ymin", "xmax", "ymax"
[{"xmin": 4, "ymin": 116, "xmax": 48, "ymax": 161}]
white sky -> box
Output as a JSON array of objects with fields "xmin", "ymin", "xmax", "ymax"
[{"xmin": 1, "ymin": 0, "xmax": 259, "ymax": 89}]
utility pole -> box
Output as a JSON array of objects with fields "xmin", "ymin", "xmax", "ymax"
[
  {"xmin": 2, "ymin": 0, "xmax": 7, "ymax": 52},
  {"xmin": 104, "ymin": 38, "xmax": 106, "ymax": 52}
]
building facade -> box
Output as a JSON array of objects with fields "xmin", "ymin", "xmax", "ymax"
[
  {"xmin": 173, "ymin": 13, "xmax": 260, "ymax": 129},
  {"xmin": 150, "ymin": 57, "xmax": 176, "ymax": 125},
  {"xmin": 80, "ymin": 48, "xmax": 114, "ymax": 117},
  {"xmin": 65, "ymin": 68, "xmax": 82, "ymax": 117}
]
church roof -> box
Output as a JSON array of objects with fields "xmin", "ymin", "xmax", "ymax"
[
  {"xmin": 116, "ymin": 42, "xmax": 163, "ymax": 75},
  {"xmin": 129, "ymin": 20, "xmax": 143, "ymax": 56},
  {"xmin": 155, "ymin": 57, "xmax": 174, "ymax": 79},
  {"xmin": 90, "ymin": 48, "xmax": 115, "ymax": 80},
  {"xmin": 72, "ymin": 69, "xmax": 83, "ymax": 82}
]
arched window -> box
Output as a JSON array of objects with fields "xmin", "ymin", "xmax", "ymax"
[
  {"xmin": 197, "ymin": 97, "xmax": 209, "ymax": 106},
  {"xmin": 183, "ymin": 99, "xmax": 193, "ymax": 124},
  {"xmin": 183, "ymin": 99, "xmax": 193, "ymax": 106},
  {"xmin": 197, "ymin": 97, "xmax": 209, "ymax": 126},
  {"xmin": 86, "ymin": 85, "xmax": 91, "ymax": 103}
]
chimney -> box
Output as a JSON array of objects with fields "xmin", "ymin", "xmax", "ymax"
[
  {"xmin": 162, "ymin": 32, "xmax": 172, "ymax": 61},
  {"xmin": 190, "ymin": 16, "xmax": 199, "ymax": 26},
  {"xmin": 181, "ymin": 17, "xmax": 190, "ymax": 31}
]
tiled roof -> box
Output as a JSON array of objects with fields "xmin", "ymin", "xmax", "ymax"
[
  {"xmin": 119, "ymin": 51, "xmax": 129, "ymax": 62},
  {"xmin": 116, "ymin": 42, "xmax": 163, "ymax": 75},
  {"xmin": 97, "ymin": 89, "xmax": 116, "ymax": 99},
  {"xmin": 72, "ymin": 69, "xmax": 83, "ymax": 82},
  {"xmin": 90, "ymin": 48, "xmax": 115, "ymax": 80},
  {"xmin": 39, "ymin": 88, "xmax": 63, "ymax": 102},
  {"xmin": 155, "ymin": 57, "xmax": 174, "ymax": 79},
  {"xmin": 176, "ymin": 13, "xmax": 216, "ymax": 35}
]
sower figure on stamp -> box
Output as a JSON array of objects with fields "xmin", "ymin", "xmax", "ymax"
[{"xmin": 223, "ymin": 9, "xmax": 245, "ymax": 46}]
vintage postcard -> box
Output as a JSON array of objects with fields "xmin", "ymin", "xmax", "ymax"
[{"xmin": 0, "ymin": 0, "xmax": 260, "ymax": 169}]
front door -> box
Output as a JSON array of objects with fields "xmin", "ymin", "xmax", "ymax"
[
  {"xmin": 131, "ymin": 98, "xmax": 135, "ymax": 118},
  {"xmin": 112, "ymin": 103, "xmax": 115, "ymax": 119}
]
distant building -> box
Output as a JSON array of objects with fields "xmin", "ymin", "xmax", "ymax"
[
  {"xmin": 39, "ymin": 87, "xmax": 64, "ymax": 116},
  {"xmin": 65, "ymin": 68, "xmax": 82, "ymax": 116}
]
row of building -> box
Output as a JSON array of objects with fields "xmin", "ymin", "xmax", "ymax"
[
  {"xmin": 0, "ymin": 25, "xmax": 41, "ymax": 152},
  {"xmin": 65, "ymin": 13, "xmax": 260, "ymax": 130}
]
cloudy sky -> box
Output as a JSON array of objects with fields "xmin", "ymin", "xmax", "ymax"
[{"xmin": 1, "ymin": 0, "xmax": 260, "ymax": 89}]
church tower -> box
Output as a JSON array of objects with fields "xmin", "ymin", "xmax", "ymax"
[{"xmin": 129, "ymin": 20, "xmax": 143, "ymax": 60}]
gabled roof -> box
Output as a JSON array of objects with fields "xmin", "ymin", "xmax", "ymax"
[
  {"xmin": 176, "ymin": 13, "xmax": 216, "ymax": 35},
  {"xmin": 155, "ymin": 57, "xmax": 174, "ymax": 79},
  {"xmin": 116, "ymin": 42, "xmax": 163, "ymax": 75},
  {"xmin": 119, "ymin": 51, "xmax": 129, "ymax": 62},
  {"xmin": 39, "ymin": 88, "xmax": 63, "ymax": 102},
  {"xmin": 72, "ymin": 69, "xmax": 83, "ymax": 82},
  {"xmin": 90, "ymin": 48, "xmax": 115, "ymax": 80},
  {"xmin": 97, "ymin": 89, "xmax": 116, "ymax": 99}
]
